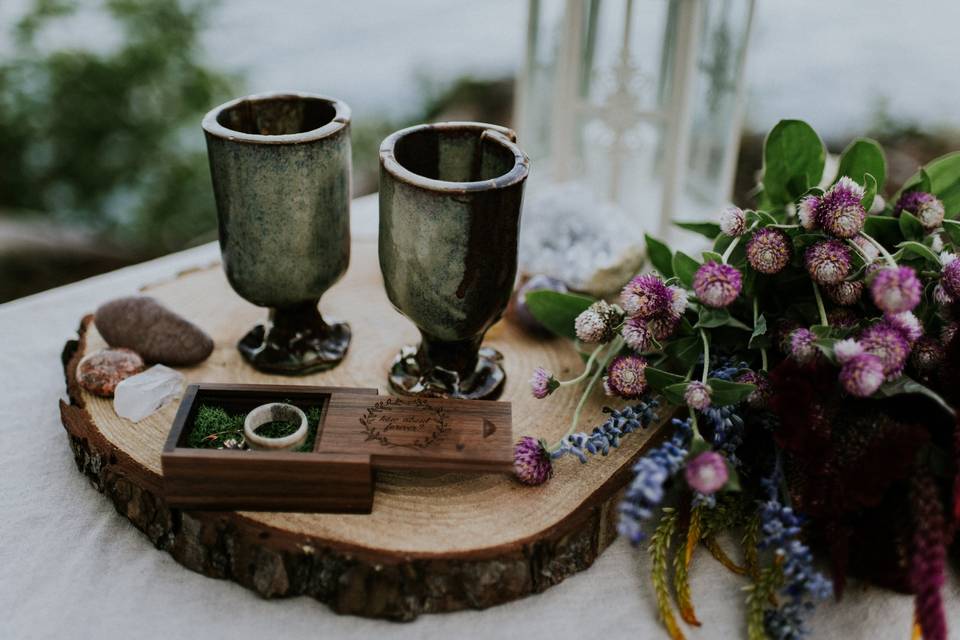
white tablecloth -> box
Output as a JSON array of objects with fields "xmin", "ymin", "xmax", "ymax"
[{"xmin": 1, "ymin": 194, "xmax": 955, "ymax": 640}]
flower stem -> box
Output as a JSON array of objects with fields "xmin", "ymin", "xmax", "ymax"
[
  {"xmin": 558, "ymin": 343, "xmax": 606, "ymax": 386},
  {"xmin": 858, "ymin": 231, "xmax": 897, "ymax": 267},
  {"xmin": 812, "ymin": 281, "xmax": 829, "ymax": 326},
  {"xmin": 700, "ymin": 329, "xmax": 710, "ymax": 384},
  {"xmin": 548, "ymin": 336, "xmax": 623, "ymax": 452},
  {"xmin": 721, "ymin": 236, "xmax": 741, "ymax": 263}
]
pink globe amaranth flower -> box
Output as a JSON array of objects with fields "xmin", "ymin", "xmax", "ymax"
[
  {"xmin": 839, "ymin": 352, "xmax": 885, "ymax": 397},
  {"xmin": 870, "ymin": 266, "xmax": 922, "ymax": 314},
  {"xmin": 603, "ymin": 355, "xmax": 648, "ymax": 399},
  {"xmin": 912, "ymin": 337, "xmax": 945, "ymax": 371},
  {"xmin": 693, "ymin": 261, "xmax": 742, "ymax": 308},
  {"xmin": 666, "ymin": 286, "xmax": 688, "ymax": 320},
  {"xmin": 860, "ymin": 321, "xmax": 911, "ymax": 379},
  {"xmin": 834, "ymin": 338, "xmax": 864, "ymax": 364},
  {"xmin": 719, "ymin": 206, "xmax": 746, "ymax": 237},
  {"xmin": 933, "ymin": 283, "xmax": 954, "ymax": 307},
  {"xmin": 575, "ymin": 300, "xmax": 622, "ymax": 343},
  {"xmin": 736, "ymin": 370, "xmax": 771, "ymax": 409},
  {"xmin": 648, "ymin": 315, "xmax": 680, "ymax": 341},
  {"xmin": 790, "ymin": 328, "xmax": 817, "ymax": 364},
  {"xmin": 621, "ymin": 274, "xmax": 669, "ymax": 318},
  {"xmin": 684, "ymin": 451, "xmax": 729, "ymax": 495},
  {"xmin": 621, "ymin": 315, "xmax": 652, "ymax": 352},
  {"xmin": 746, "ymin": 228, "xmax": 791, "ymax": 274},
  {"xmin": 513, "ymin": 436, "xmax": 553, "ymax": 485},
  {"xmin": 775, "ymin": 319, "xmax": 802, "ymax": 354},
  {"xmin": 940, "ymin": 258, "xmax": 960, "ymax": 299},
  {"xmin": 684, "ymin": 381, "xmax": 712, "ymax": 411},
  {"xmin": 797, "ymin": 195, "xmax": 820, "ymax": 230},
  {"xmin": 817, "ymin": 177, "xmax": 867, "ymax": 238},
  {"xmin": 895, "ymin": 191, "xmax": 945, "ymax": 230},
  {"xmin": 825, "ymin": 280, "xmax": 863, "ymax": 306},
  {"xmin": 529, "ymin": 367, "xmax": 559, "ymax": 399},
  {"xmin": 851, "ymin": 234, "xmax": 880, "ymax": 262},
  {"xmin": 886, "ymin": 311, "xmax": 923, "ymax": 344},
  {"xmin": 805, "ymin": 240, "xmax": 852, "ymax": 285}
]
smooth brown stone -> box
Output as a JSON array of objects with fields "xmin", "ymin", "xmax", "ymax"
[
  {"xmin": 76, "ymin": 348, "xmax": 145, "ymax": 397},
  {"xmin": 95, "ymin": 296, "xmax": 213, "ymax": 366}
]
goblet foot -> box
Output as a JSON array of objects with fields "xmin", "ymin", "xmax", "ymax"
[
  {"xmin": 388, "ymin": 345, "xmax": 505, "ymax": 400},
  {"xmin": 237, "ymin": 302, "xmax": 351, "ymax": 375}
]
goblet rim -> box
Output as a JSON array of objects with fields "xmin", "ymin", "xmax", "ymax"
[
  {"xmin": 202, "ymin": 91, "xmax": 350, "ymax": 145},
  {"xmin": 379, "ymin": 121, "xmax": 529, "ymax": 194}
]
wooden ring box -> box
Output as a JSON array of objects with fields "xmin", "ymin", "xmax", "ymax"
[{"xmin": 162, "ymin": 383, "xmax": 514, "ymax": 513}]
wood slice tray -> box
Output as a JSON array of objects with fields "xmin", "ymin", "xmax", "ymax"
[{"xmin": 58, "ymin": 238, "xmax": 669, "ymax": 620}]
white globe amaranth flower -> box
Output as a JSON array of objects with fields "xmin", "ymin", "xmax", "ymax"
[{"xmin": 719, "ymin": 206, "xmax": 746, "ymax": 237}]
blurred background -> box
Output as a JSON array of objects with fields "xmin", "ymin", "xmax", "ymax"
[{"xmin": 1, "ymin": 0, "xmax": 958, "ymax": 302}]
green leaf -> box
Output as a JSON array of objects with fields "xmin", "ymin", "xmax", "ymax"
[
  {"xmin": 863, "ymin": 215, "xmax": 900, "ymax": 247},
  {"xmin": 897, "ymin": 240, "xmax": 941, "ymax": 264},
  {"xmin": 702, "ymin": 250, "xmax": 724, "ymax": 264},
  {"xmin": 645, "ymin": 234, "xmax": 674, "ymax": 278},
  {"xmin": 646, "ymin": 366, "xmax": 686, "ymax": 392},
  {"xmin": 748, "ymin": 313, "xmax": 770, "ymax": 349},
  {"xmin": 835, "ymin": 137, "xmax": 886, "ymax": 191},
  {"xmin": 861, "ymin": 173, "xmax": 878, "ymax": 211},
  {"xmin": 943, "ymin": 219, "xmax": 960, "ymax": 245},
  {"xmin": 898, "ymin": 211, "xmax": 924, "ymax": 241},
  {"xmin": 674, "ymin": 221, "xmax": 722, "ymax": 239},
  {"xmin": 762, "ymin": 120, "xmax": 826, "ymax": 206},
  {"xmin": 707, "ymin": 378, "xmax": 756, "ymax": 406},
  {"xmin": 663, "ymin": 382, "xmax": 690, "ymax": 405},
  {"xmin": 696, "ymin": 308, "xmax": 752, "ymax": 331},
  {"xmin": 664, "ymin": 336, "xmax": 701, "ymax": 369},
  {"xmin": 524, "ymin": 290, "xmax": 594, "ymax": 341},
  {"xmin": 897, "ymin": 151, "xmax": 960, "ymax": 213},
  {"xmin": 810, "ymin": 324, "xmax": 832, "ymax": 338},
  {"xmin": 877, "ymin": 376, "xmax": 955, "ymax": 417},
  {"xmin": 672, "ymin": 251, "xmax": 701, "ymax": 288}
]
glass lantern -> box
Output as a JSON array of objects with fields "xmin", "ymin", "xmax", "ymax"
[{"xmin": 515, "ymin": 0, "xmax": 755, "ymax": 241}]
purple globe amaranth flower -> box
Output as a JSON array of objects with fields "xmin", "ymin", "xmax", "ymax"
[
  {"xmin": 886, "ymin": 311, "xmax": 923, "ymax": 344},
  {"xmin": 746, "ymin": 228, "xmax": 792, "ymax": 274},
  {"xmin": 621, "ymin": 315, "xmax": 652, "ymax": 352},
  {"xmin": 827, "ymin": 307, "xmax": 860, "ymax": 328},
  {"xmin": 790, "ymin": 328, "xmax": 817, "ymax": 364},
  {"xmin": 603, "ymin": 355, "xmax": 648, "ymax": 399},
  {"xmin": 513, "ymin": 436, "xmax": 553, "ymax": 485},
  {"xmin": 870, "ymin": 266, "xmax": 922, "ymax": 314},
  {"xmin": 684, "ymin": 451, "xmax": 729, "ymax": 495},
  {"xmin": 840, "ymin": 352, "xmax": 885, "ymax": 397},
  {"xmin": 833, "ymin": 338, "xmax": 864, "ymax": 364},
  {"xmin": 529, "ymin": 367, "xmax": 559, "ymax": 399},
  {"xmin": 825, "ymin": 279, "xmax": 863, "ymax": 306},
  {"xmin": 684, "ymin": 381, "xmax": 712, "ymax": 411},
  {"xmin": 860, "ymin": 321, "xmax": 912, "ymax": 379},
  {"xmin": 666, "ymin": 285, "xmax": 688, "ymax": 320},
  {"xmin": 736, "ymin": 370, "xmax": 772, "ymax": 409},
  {"xmin": 940, "ymin": 256, "xmax": 960, "ymax": 299},
  {"xmin": 621, "ymin": 274, "xmax": 669, "ymax": 318},
  {"xmin": 941, "ymin": 322, "xmax": 959, "ymax": 346},
  {"xmin": 574, "ymin": 300, "xmax": 622, "ymax": 343},
  {"xmin": 816, "ymin": 177, "xmax": 866, "ymax": 239},
  {"xmin": 851, "ymin": 234, "xmax": 880, "ymax": 262},
  {"xmin": 805, "ymin": 240, "xmax": 852, "ymax": 285},
  {"xmin": 895, "ymin": 191, "xmax": 945, "ymax": 230},
  {"xmin": 934, "ymin": 283, "xmax": 954, "ymax": 307},
  {"xmin": 693, "ymin": 261, "xmax": 742, "ymax": 308},
  {"xmin": 775, "ymin": 319, "xmax": 802, "ymax": 354},
  {"xmin": 719, "ymin": 206, "xmax": 746, "ymax": 237},
  {"xmin": 647, "ymin": 315, "xmax": 679, "ymax": 342},
  {"xmin": 797, "ymin": 195, "xmax": 820, "ymax": 230},
  {"xmin": 912, "ymin": 336, "xmax": 945, "ymax": 371}
]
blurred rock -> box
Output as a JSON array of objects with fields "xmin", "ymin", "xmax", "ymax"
[
  {"xmin": 506, "ymin": 274, "xmax": 568, "ymax": 337},
  {"xmin": 95, "ymin": 296, "xmax": 213, "ymax": 366}
]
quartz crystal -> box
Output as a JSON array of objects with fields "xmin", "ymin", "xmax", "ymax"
[{"xmin": 113, "ymin": 364, "xmax": 185, "ymax": 422}]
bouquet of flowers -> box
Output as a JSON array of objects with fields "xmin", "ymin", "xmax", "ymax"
[{"xmin": 515, "ymin": 120, "xmax": 960, "ymax": 640}]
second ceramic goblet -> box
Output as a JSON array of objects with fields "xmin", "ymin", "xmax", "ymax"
[
  {"xmin": 379, "ymin": 122, "xmax": 529, "ymax": 400},
  {"xmin": 203, "ymin": 92, "xmax": 352, "ymax": 374}
]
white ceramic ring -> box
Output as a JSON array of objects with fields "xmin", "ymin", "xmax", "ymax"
[{"xmin": 243, "ymin": 402, "xmax": 309, "ymax": 451}]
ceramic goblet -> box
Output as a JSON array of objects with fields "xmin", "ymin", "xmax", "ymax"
[
  {"xmin": 203, "ymin": 92, "xmax": 352, "ymax": 374},
  {"xmin": 379, "ymin": 122, "xmax": 529, "ymax": 400}
]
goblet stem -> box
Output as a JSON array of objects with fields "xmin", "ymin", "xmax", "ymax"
[{"xmin": 416, "ymin": 333, "xmax": 483, "ymax": 376}]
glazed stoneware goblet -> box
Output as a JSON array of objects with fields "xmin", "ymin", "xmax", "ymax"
[
  {"xmin": 202, "ymin": 92, "xmax": 352, "ymax": 375},
  {"xmin": 379, "ymin": 122, "xmax": 529, "ymax": 400}
]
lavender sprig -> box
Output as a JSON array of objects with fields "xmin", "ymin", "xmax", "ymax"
[
  {"xmin": 551, "ymin": 398, "xmax": 660, "ymax": 462},
  {"xmin": 618, "ymin": 417, "xmax": 693, "ymax": 544}
]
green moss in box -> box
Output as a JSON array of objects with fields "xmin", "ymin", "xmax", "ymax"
[{"xmin": 188, "ymin": 403, "xmax": 324, "ymax": 452}]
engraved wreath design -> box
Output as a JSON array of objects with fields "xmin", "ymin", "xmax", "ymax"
[{"xmin": 359, "ymin": 397, "xmax": 450, "ymax": 450}]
